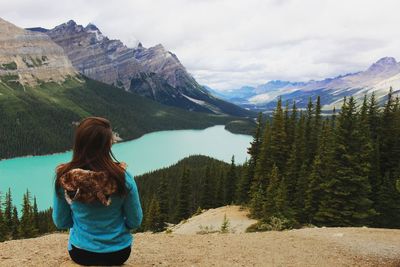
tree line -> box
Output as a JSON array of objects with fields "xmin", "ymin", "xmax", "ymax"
[
  {"xmin": 246, "ymin": 89, "xmax": 400, "ymax": 229},
  {"xmin": 0, "ymin": 189, "xmax": 55, "ymax": 241},
  {"xmin": 137, "ymin": 89, "xmax": 400, "ymax": 231},
  {"xmin": 135, "ymin": 155, "xmax": 243, "ymax": 232}
]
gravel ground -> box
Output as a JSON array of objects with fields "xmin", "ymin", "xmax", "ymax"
[{"xmin": 0, "ymin": 227, "xmax": 399, "ymax": 267}]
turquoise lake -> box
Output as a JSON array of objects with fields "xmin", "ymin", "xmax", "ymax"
[{"xmin": 0, "ymin": 125, "xmax": 252, "ymax": 211}]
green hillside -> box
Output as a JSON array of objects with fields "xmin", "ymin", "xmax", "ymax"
[
  {"xmin": 0, "ymin": 75, "xmax": 254, "ymax": 159},
  {"xmin": 135, "ymin": 155, "xmax": 244, "ymax": 231}
]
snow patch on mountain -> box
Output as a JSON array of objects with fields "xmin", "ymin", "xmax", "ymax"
[{"xmin": 182, "ymin": 94, "xmax": 206, "ymax": 105}]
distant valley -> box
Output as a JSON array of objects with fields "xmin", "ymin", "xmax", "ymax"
[{"xmin": 210, "ymin": 57, "xmax": 400, "ymax": 111}]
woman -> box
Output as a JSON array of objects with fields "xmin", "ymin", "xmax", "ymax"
[{"xmin": 53, "ymin": 117, "xmax": 143, "ymax": 266}]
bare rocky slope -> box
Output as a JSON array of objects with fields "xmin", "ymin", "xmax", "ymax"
[
  {"xmin": 1, "ymin": 206, "xmax": 399, "ymax": 266},
  {"xmin": 0, "ymin": 18, "xmax": 76, "ymax": 85}
]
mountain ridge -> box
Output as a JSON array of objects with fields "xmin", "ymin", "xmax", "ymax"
[
  {"xmin": 27, "ymin": 20, "xmax": 253, "ymax": 117},
  {"xmin": 211, "ymin": 57, "xmax": 400, "ymax": 111}
]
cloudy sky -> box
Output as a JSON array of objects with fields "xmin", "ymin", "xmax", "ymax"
[{"xmin": 1, "ymin": 0, "xmax": 400, "ymax": 90}]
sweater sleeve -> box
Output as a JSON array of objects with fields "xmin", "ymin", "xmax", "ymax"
[
  {"xmin": 123, "ymin": 172, "xmax": 143, "ymax": 229},
  {"xmin": 52, "ymin": 186, "xmax": 73, "ymax": 229}
]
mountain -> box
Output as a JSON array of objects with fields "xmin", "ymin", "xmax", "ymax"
[
  {"xmin": 27, "ymin": 21, "xmax": 253, "ymax": 117},
  {"xmin": 0, "ymin": 18, "xmax": 76, "ymax": 85},
  {"xmin": 204, "ymin": 86, "xmax": 258, "ymax": 111},
  {"xmin": 0, "ymin": 18, "xmax": 252, "ymax": 159},
  {"xmin": 211, "ymin": 57, "xmax": 400, "ymax": 111}
]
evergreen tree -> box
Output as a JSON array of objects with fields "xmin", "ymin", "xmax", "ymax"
[
  {"xmin": 365, "ymin": 93, "xmax": 382, "ymax": 224},
  {"xmin": 0, "ymin": 194, "xmax": 7, "ymax": 242},
  {"xmin": 215, "ymin": 170, "xmax": 225, "ymax": 207},
  {"xmin": 284, "ymin": 101, "xmax": 293, "ymax": 150},
  {"xmin": 4, "ymin": 188, "xmax": 12, "ymax": 234},
  {"xmin": 292, "ymin": 163, "xmax": 309, "ymax": 222},
  {"xmin": 276, "ymin": 177, "xmax": 294, "ymax": 221},
  {"xmin": 375, "ymin": 173, "xmax": 400, "ymax": 228},
  {"xmin": 310, "ymin": 96, "xmax": 322, "ymax": 163},
  {"xmin": 235, "ymin": 160, "xmax": 250, "ymax": 204},
  {"xmin": 144, "ymin": 196, "xmax": 163, "ymax": 232},
  {"xmin": 11, "ymin": 206, "xmax": 19, "ymax": 239},
  {"xmin": 19, "ymin": 190, "xmax": 37, "ymax": 238},
  {"xmin": 315, "ymin": 97, "xmax": 375, "ymax": 226},
  {"xmin": 380, "ymin": 88, "xmax": 399, "ymax": 175},
  {"xmin": 304, "ymin": 97, "xmax": 314, "ymax": 166},
  {"xmin": 269, "ymin": 97, "xmax": 288, "ymax": 172},
  {"xmin": 33, "ymin": 197, "xmax": 39, "ymax": 232},
  {"xmin": 175, "ymin": 167, "xmax": 191, "ymax": 221},
  {"xmin": 285, "ymin": 112, "xmax": 308, "ymax": 222},
  {"xmin": 201, "ymin": 165, "xmax": 214, "ymax": 209},
  {"xmin": 37, "ymin": 208, "xmax": 56, "ymax": 234},
  {"xmin": 368, "ymin": 92, "xmax": 380, "ymax": 140},
  {"xmin": 263, "ymin": 165, "xmax": 280, "ymax": 218},
  {"xmin": 375, "ymin": 88, "xmax": 400, "ymax": 227},
  {"xmin": 250, "ymin": 120, "xmax": 272, "ymax": 202},
  {"xmin": 263, "ymin": 164, "xmax": 292, "ymax": 220},
  {"xmin": 224, "ymin": 156, "xmax": 237, "ymax": 204},
  {"xmin": 287, "ymin": 101, "xmax": 298, "ymax": 150},
  {"xmin": 249, "ymin": 184, "xmax": 264, "ymax": 218},
  {"xmin": 157, "ymin": 174, "xmax": 169, "ymax": 224},
  {"xmin": 305, "ymin": 121, "xmax": 334, "ymax": 223},
  {"xmin": 285, "ymin": 111, "xmax": 306, "ymax": 210},
  {"xmin": 240, "ymin": 113, "xmax": 263, "ymax": 204}
]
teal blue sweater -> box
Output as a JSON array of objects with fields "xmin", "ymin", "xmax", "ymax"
[{"xmin": 52, "ymin": 171, "xmax": 143, "ymax": 253}]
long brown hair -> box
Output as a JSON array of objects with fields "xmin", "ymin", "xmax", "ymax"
[{"xmin": 55, "ymin": 117, "xmax": 127, "ymax": 195}]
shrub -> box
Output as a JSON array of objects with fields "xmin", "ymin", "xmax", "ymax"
[
  {"xmin": 246, "ymin": 216, "xmax": 294, "ymax": 232},
  {"xmin": 220, "ymin": 214, "xmax": 230, "ymax": 233},
  {"xmin": 0, "ymin": 62, "xmax": 17, "ymax": 70}
]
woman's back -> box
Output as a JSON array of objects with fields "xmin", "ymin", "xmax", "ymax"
[
  {"xmin": 52, "ymin": 117, "xmax": 143, "ymax": 265},
  {"xmin": 53, "ymin": 169, "xmax": 142, "ymax": 253}
]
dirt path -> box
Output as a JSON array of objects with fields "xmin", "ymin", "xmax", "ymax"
[{"xmin": 0, "ymin": 227, "xmax": 399, "ymax": 266}]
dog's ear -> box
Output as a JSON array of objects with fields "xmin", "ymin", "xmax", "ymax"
[{"xmin": 60, "ymin": 171, "xmax": 73, "ymax": 190}]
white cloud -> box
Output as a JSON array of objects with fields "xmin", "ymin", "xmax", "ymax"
[{"xmin": 1, "ymin": 0, "xmax": 400, "ymax": 90}]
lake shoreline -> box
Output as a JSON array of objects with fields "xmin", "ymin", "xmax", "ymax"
[
  {"xmin": 0, "ymin": 125, "xmax": 252, "ymax": 211},
  {"xmin": 0, "ymin": 124, "xmax": 252, "ymax": 162}
]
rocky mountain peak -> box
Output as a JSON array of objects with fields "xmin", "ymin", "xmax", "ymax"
[
  {"xmin": 66, "ymin": 20, "xmax": 77, "ymax": 27},
  {"xmin": 85, "ymin": 23, "xmax": 100, "ymax": 32},
  {"xmin": 376, "ymin": 56, "xmax": 397, "ymax": 65},
  {"xmin": 53, "ymin": 19, "xmax": 84, "ymax": 34},
  {"xmin": 367, "ymin": 57, "xmax": 399, "ymax": 73},
  {"xmin": 152, "ymin": 43, "xmax": 165, "ymax": 50}
]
